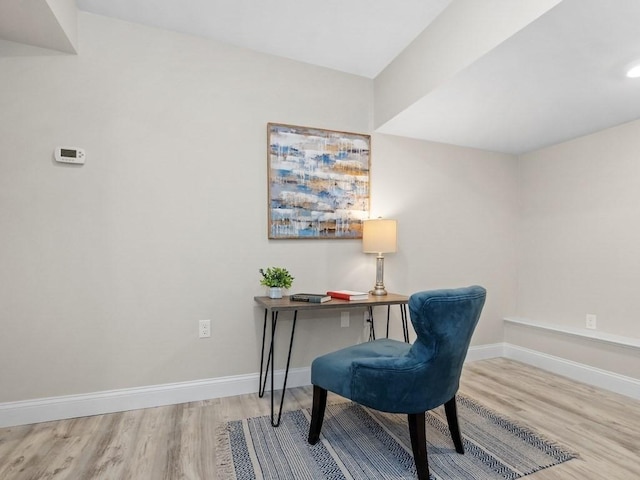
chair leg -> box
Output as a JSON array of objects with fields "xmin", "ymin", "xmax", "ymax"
[
  {"xmin": 444, "ymin": 396, "xmax": 465, "ymax": 454},
  {"xmin": 408, "ymin": 412, "xmax": 429, "ymax": 480},
  {"xmin": 308, "ymin": 385, "xmax": 327, "ymax": 445}
]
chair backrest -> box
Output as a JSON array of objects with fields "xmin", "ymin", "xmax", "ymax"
[{"xmin": 408, "ymin": 286, "xmax": 486, "ymax": 409}]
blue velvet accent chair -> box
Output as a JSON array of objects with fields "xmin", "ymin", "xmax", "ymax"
[{"xmin": 308, "ymin": 286, "xmax": 486, "ymax": 480}]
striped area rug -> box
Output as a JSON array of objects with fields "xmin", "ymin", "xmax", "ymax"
[{"xmin": 216, "ymin": 395, "xmax": 576, "ymax": 479}]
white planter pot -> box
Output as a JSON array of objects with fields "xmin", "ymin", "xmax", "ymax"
[{"xmin": 268, "ymin": 287, "xmax": 283, "ymax": 299}]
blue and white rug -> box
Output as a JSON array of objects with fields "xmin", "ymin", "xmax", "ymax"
[{"xmin": 216, "ymin": 395, "xmax": 577, "ymax": 479}]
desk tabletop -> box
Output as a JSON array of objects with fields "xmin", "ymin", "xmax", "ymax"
[{"xmin": 254, "ymin": 293, "xmax": 409, "ymax": 312}]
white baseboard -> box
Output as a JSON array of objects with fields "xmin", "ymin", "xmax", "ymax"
[
  {"xmin": 0, "ymin": 367, "xmax": 311, "ymax": 428},
  {"xmin": 503, "ymin": 344, "xmax": 640, "ymax": 400},
  {"xmin": 1, "ymin": 343, "xmax": 638, "ymax": 428},
  {"xmin": 466, "ymin": 342, "xmax": 505, "ymax": 361}
]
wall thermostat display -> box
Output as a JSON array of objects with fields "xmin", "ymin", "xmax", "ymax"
[{"xmin": 54, "ymin": 147, "xmax": 85, "ymax": 165}]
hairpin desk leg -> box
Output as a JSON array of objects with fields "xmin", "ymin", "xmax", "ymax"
[
  {"xmin": 384, "ymin": 304, "xmax": 409, "ymax": 342},
  {"xmin": 367, "ymin": 306, "xmax": 376, "ymax": 341},
  {"xmin": 386, "ymin": 306, "xmax": 391, "ymax": 338},
  {"xmin": 258, "ymin": 309, "xmax": 276, "ymax": 398},
  {"xmin": 401, "ymin": 304, "xmax": 409, "ymax": 342},
  {"xmin": 270, "ymin": 310, "xmax": 298, "ymax": 427}
]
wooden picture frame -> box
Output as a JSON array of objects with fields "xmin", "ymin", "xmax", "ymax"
[{"xmin": 267, "ymin": 123, "xmax": 370, "ymax": 239}]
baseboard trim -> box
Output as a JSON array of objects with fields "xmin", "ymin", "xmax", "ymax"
[
  {"xmin": 466, "ymin": 342, "xmax": 505, "ymax": 361},
  {"xmin": 503, "ymin": 344, "xmax": 640, "ymax": 400},
  {"xmin": 0, "ymin": 367, "xmax": 311, "ymax": 428},
  {"xmin": 1, "ymin": 342, "xmax": 638, "ymax": 427}
]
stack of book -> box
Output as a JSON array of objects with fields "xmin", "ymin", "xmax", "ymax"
[
  {"xmin": 326, "ymin": 290, "xmax": 369, "ymax": 301},
  {"xmin": 289, "ymin": 293, "xmax": 331, "ymax": 303}
]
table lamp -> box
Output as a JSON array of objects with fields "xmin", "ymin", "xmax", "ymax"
[{"xmin": 362, "ymin": 218, "xmax": 397, "ymax": 296}]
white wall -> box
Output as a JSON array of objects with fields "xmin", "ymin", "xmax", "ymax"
[
  {"xmin": 372, "ymin": 135, "xmax": 519, "ymax": 345},
  {"xmin": 514, "ymin": 119, "xmax": 640, "ymax": 379},
  {"xmin": 0, "ymin": 13, "xmax": 373, "ymax": 403},
  {"xmin": 0, "ymin": 13, "xmax": 518, "ymax": 404}
]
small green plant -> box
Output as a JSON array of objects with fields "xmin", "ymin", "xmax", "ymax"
[{"xmin": 259, "ymin": 267, "xmax": 294, "ymax": 289}]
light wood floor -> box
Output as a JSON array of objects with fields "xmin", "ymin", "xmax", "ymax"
[{"xmin": 1, "ymin": 358, "xmax": 638, "ymax": 479}]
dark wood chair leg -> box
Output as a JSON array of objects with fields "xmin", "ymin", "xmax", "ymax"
[
  {"xmin": 408, "ymin": 412, "xmax": 429, "ymax": 480},
  {"xmin": 444, "ymin": 396, "xmax": 464, "ymax": 454},
  {"xmin": 308, "ymin": 385, "xmax": 327, "ymax": 444}
]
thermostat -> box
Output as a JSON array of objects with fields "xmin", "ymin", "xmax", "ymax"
[{"xmin": 54, "ymin": 147, "xmax": 85, "ymax": 165}]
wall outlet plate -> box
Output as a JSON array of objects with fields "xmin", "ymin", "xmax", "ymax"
[{"xmin": 199, "ymin": 319, "xmax": 211, "ymax": 338}]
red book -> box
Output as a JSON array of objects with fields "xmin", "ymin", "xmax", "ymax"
[{"xmin": 326, "ymin": 290, "xmax": 369, "ymax": 301}]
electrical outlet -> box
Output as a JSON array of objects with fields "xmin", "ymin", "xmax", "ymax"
[
  {"xmin": 340, "ymin": 312, "xmax": 350, "ymax": 328},
  {"xmin": 199, "ymin": 319, "xmax": 211, "ymax": 338},
  {"xmin": 585, "ymin": 314, "xmax": 597, "ymax": 330}
]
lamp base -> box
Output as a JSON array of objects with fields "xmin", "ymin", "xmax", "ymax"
[
  {"xmin": 369, "ymin": 286, "xmax": 388, "ymax": 296},
  {"xmin": 370, "ymin": 254, "xmax": 389, "ymax": 296}
]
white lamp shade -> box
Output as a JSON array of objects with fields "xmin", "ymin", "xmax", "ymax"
[{"xmin": 362, "ymin": 219, "xmax": 397, "ymax": 253}]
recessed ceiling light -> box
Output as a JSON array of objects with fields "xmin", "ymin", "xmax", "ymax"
[{"xmin": 626, "ymin": 64, "xmax": 640, "ymax": 78}]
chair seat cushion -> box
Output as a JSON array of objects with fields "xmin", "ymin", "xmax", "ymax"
[{"xmin": 311, "ymin": 338, "xmax": 431, "ymax": 413}]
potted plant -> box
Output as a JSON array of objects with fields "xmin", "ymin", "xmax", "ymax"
[{"xmin": 260, "ymin": 267, "xmax": 294, "ymax": 299}]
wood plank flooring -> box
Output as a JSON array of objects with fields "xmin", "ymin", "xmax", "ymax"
[{"xmin": 0, "ymin": 358, "xmax": 638, "ymax": 479}]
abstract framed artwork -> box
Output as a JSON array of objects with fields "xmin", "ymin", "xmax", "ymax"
[{"xmin": 267, "ymin": 123, "xmax": 370, "ymax": 239}]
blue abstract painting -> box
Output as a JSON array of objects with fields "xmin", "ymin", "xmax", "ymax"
[{"xmin": 267, "ymin": 123, "xmax": 370, "ymax": 239}]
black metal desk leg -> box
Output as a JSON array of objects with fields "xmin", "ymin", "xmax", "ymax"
[
  {"xmin": 270, "ymin": 310, "xmax": 298, "ymax": 427},
  {"xmin": 259, "ymin": 308, "xmax": 299, "ymax": 427},
  {"xmin": 386, "ymin": 306, "xmax": 391, "ymax": 338},
  {"xmin": 258, "ymin": 309, "xmax": 268, "ymax": 397},
  {"xmin": 401, "ymin": 304, "xmax": 409, "ymax": 343},
  {"xmin": 258, "ymin": 309, "xmax": 276, "ymax": 397},
  {"xmin": 367, "ymin": 306, "xmax": 376, "ymax": 341},
  {"xmin": 270, "ymin": 311, "xmax": 276, "ymax": 425}
]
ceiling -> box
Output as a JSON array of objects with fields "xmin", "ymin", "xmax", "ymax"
[
  {"xmin": 377, "ymin": 0, "xmax": 640, "ymax": 154},
  {"xmin": 3, "ymin": 0, "xmax": 640, "ymax": 154},
  {"xmin": 76, "ymin": 0, "xmax": 452, "ymax": 78},
  {"xmin": 0, "ymin": 0, "xmax": 77, "ymax": 54}
]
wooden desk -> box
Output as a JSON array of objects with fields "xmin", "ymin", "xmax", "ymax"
[{"xmin": 254, "ymin": 293, "xmax": 409, "ymax": 426}]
